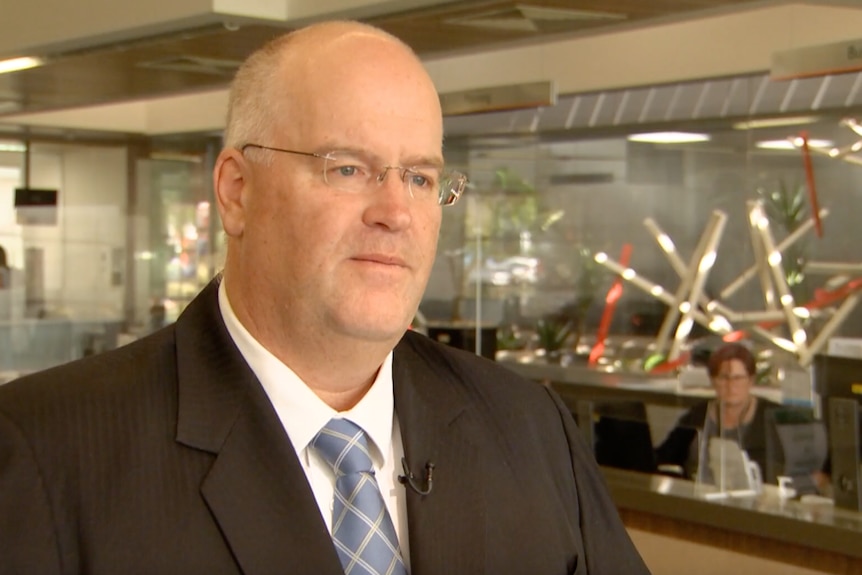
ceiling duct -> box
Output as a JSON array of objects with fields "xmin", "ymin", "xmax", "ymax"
[
  {"xmin": 443, "ymin": 70, "xmax": 862, "ymax": 139},
  {"xmin": 440, "ymin": 80, "xmax": 556, "ymax": 115},
  {"xmin": 445, "ymin": 4, "xmax": 626, "ymax": 33},
  {"xmin": 137, "ymin": 55, "xmax": 242, "ymax": 76}
]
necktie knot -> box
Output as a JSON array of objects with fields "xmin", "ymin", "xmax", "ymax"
[{"xmin": 312, "ymin": 418, "xmax": 374, "ymax": 477}]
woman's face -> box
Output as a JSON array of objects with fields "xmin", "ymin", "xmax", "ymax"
[{"xmin": 712, "ymin": 358, "xmax": 754, "ymax": 408}]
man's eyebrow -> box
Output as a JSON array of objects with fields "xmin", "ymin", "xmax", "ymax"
[
  {"xmin": 315, "ymin": 145, "xmax": 444, "ymax": 168},
  {"xmin": 402, "ymin": 155, "xmax": 444, "ymax": 168}
]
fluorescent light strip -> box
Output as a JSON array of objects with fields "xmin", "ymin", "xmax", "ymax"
[
  {"xmin": 755, "ymin": 138, "xmax": 833, "ymax": 150},
  {"xmin": 0, "ymin": 56, "xmax": 44, "ymax": 74},
  {"xmin": 0, "ymin": 142, "xmax": 26, "ymax": 153},
  {"xmin": 732, "ymin": 115, "xmax": 819, "ymax": 130},
  {"xmin": 627, "ymin": 131, "xmax": 710, "ymax": 144}
]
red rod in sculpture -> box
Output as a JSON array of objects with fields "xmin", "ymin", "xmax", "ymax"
[
  {"xmin": 590, "ymin": 243, "xmax": 632, "ymax": 365},
  {"xmin": 799, "ymin": 131, "xmax": 825, "ymax": 238}
]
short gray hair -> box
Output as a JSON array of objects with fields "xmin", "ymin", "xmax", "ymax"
[{"xmin": 222, "ymin": 35, "xmax": 291, "ymax": 150}]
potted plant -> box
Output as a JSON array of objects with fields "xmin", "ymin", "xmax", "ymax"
[{"xmin": 536, "ymin": 316, "xmax": 573, "ymax": 363}]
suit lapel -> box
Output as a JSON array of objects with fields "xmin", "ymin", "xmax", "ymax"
[
  {"xmin": 393, "ymin": 335, "xmax": 485, "ymax": 575},
  {"xmin": 173, "ymin": 281, "xmax": 343, "ymax": 575}
]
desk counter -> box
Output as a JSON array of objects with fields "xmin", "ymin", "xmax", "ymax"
[
  {"xmin": 498, "ymin": 359, "xmax": 859, "ymax": 573},
  {"xmin": 605, "ymin": 468, "xmax": 862, "ymax": 573}
]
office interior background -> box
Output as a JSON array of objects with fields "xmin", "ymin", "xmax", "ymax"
[{"xmin": 3, "ymin": 1, "xmax": 862, "ymax": 573}]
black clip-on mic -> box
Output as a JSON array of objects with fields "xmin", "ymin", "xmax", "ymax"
[{"xmin": 398, "ymin": 457, "xmax": 434, "ymax": 495}]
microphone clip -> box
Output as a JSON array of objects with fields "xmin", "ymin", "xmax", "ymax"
[{"xmin": 398, "ymin": 457, "xmax": 434, "ymax": 496}]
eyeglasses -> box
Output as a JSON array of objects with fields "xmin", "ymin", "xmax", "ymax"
[
  {"xmin": 241, "ymin": 144, "xmax": 467, "ymax": 206},
  {"xmin": 714, "ymin": 374, "xmax": 750, "ymax": 383}
]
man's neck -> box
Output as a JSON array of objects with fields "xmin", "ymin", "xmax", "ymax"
[
  {"xmin": 221, "ymin": 271, "xmax": 401, "ymax": 411},
  {"xmin": 273, "ymin": 338, "xmax": 391, "ymax": 411}
]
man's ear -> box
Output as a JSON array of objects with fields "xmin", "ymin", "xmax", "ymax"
[{"xmin": 214, "ymin": 148, "xmax": 248, "ymax": 238}]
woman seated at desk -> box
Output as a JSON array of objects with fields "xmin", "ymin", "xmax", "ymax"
[{"xmin": 656, "ymin": 342, "xmax": 779, "ymax": 483}]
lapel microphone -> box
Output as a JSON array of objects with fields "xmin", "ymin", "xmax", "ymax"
[{"xmin": 398, "ymin": 457, "xmax": 434, "ymax": 495}]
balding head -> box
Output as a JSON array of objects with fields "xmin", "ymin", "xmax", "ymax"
[{"xmin": 223, "ymin": 21, "xmax": 435, "ymax": 150}]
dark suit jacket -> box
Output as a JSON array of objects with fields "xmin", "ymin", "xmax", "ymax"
[{"xmin": 0, "ymin": 281, "xmax": 649, "ymax": 575}]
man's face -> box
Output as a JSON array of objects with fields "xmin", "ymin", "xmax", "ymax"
[{"xmin": 234, "ymin": 38, "xmax": 444, "ymax": 345}]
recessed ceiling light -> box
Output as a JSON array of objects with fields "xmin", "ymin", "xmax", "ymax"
[
  {"xmin": 732, "ymin": 116, "xmax": 819, "ymax": 130},
  {"xmin": 627, "ymin": 132, "xmax": 710, "ymax": 144},
  {"xmin": 0, "ymin": 56, "xmax": 44, "ymax": 75},
  {"xmin": 755, "ymin": 138, "xmax": 833, "ymax": 150},
  {"xmin": 0, "ymin": 141, "xmax": 26, "ymax": 152}
]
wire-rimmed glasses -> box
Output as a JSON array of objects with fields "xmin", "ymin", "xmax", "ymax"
[{"xmin": 241, "ymin": 143, "xmax": 467, "ymax": 206}]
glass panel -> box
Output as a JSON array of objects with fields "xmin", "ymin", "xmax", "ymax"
[
  {"xmin": 0, "ymin": 142, "xmax": 128, "ymax": 377},
  {"xmin": 0, "ymin": 141, "xmax": 222, "ymax": 379},
  {"xmin": 135, "ymin": 154, "xmax": 222, "ymax": 331},
  {"xmin": 428, "ymin": 117, "xmax": 862, "ymax": 371}
]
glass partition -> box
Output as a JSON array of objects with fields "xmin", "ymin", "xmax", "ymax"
[
  {"xmin": 418, "ymin": 73, "xmax": 862, "ymax": 505},
  {"xmin": 424, "ymin": 114, "xmax": 862, "ymax": 359},
  {"xmin": 0, "ymin": 140, "xmax": 222, "ymax": 379}
]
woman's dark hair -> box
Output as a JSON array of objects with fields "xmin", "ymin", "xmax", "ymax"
[
  {"xmin": 0, "ymin": 245, "xmax": 7, "ymax": 268},
  {"xmin": 706, "ymin": 342, "xmax": 756, "ymax": 378}
]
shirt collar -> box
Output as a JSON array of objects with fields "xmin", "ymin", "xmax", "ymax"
[{"xmin": 217, "ymin": 281, "xmax": 395, "ymax": 466}]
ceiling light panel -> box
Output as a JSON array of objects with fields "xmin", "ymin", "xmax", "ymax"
[{"xmin": 627, "ymin": 132, "xmax": 711, "ymax": 144}]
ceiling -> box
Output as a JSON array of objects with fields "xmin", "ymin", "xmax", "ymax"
[
  {"xmin": 0, "ymin": 0, "xmax": 771, "ymax": 123},
  {"xmin": 443, "ymin": 69, "xmax": 862, "ymax": 142}
]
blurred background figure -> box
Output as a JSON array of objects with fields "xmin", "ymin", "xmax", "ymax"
[
  {"xmin": 148, "ymin": 301, "xmax": 167, "ymax": 333},
  {"xmin": 0, "ymin": 245, "xmax": 9, "ymax": 289},
  {"xmin": 655, "ymin": 342, "xmax": 779, "ymax": 482}
]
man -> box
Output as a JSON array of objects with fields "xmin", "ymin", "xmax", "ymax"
[{"xmin": 0, "ymin": 21, "xmax": 650, "ymax": 575}]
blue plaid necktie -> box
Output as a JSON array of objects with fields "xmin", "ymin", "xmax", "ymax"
[{"xmin": 312, "ymin": 418, "xmax": 407, "ymax": 575}]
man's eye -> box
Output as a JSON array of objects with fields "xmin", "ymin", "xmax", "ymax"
[
  {"xmin": 408, "ymin": 171, "xmax": 435, "ymax": 189},
  {"xmin": 327, "ymin": 162, "xmax": 370, "ymax": 181}
]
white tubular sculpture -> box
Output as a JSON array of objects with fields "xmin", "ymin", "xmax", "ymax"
[{"xmin": 594, "ymin": 199, "xmax": 861, "ymax": 368}]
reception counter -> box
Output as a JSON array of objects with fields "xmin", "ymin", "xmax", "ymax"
[
  {"xmin": 498, "ymin": 358, "xmax": 861, "ymax": 574},
  {"xmin": 606, "ymin": 468, "xmax": 862, "ymax": 574}
]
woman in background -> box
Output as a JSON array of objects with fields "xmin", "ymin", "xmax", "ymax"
[{"xmin": 656, "ymin": 342, "xmax": 779, "ymax": 482}]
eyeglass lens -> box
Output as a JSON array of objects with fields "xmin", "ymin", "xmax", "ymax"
[{"xmin": 322, "ymin": 151, "xmax": 465, "ymax": 206}]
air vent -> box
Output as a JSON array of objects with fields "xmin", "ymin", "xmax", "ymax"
[
  {"xmin": 444, "ymin": 70, "xmax": 862, "ymax": 138},
  {"xmin": 446, "ymin": 4, "xmax": 626, "ymax": 33},
  {"xmin": 137, "ymin": 55, "xmax": 241, "ymax": 76}
]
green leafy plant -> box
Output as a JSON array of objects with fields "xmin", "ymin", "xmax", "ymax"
[
  {"xmin": 756, "ymin": 179, "xmax": 810, "ymax": 303},
  {"xmin": 536, "ymin": 317, "xmax": 573, "ymax": 353},
  {"xmin": 491, "ymin": 167, "xmax": 564, "ymax": 235},
  {"xmin": 570, "ymin": 246, "xmax": 605, "ymax": 349},
  {"xmin": 496, "ymin": 325, "xmax": 527, "ymax": 351}
]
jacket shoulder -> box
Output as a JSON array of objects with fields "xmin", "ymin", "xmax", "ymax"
[{"xmin": 0, "ymin": 327, "xmax": 177, "ymax": 420}]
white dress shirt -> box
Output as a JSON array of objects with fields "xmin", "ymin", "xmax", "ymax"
[{"xmin": 217, "ymin": 283, "xmax": 411, "ymax": 570}]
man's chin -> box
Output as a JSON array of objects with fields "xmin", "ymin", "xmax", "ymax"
[{"xmin": 332, "ymin": 317, "xmax": 412, "ymax": 344}]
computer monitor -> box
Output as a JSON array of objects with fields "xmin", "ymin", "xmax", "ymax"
[
  {"xmin": 811, "ymin": 353, "xmax": 862, "ymax": 510},
  {"xmin": 811, "ymin": 353, "xmax": 862, "ymax": 404},
  {"xmin": 589, "ymin": 400, "xmax": 657, "ymax": 474},
  {"xmin": 764, "ymin": 406, "xmax": 828, "ymax": 495}
]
